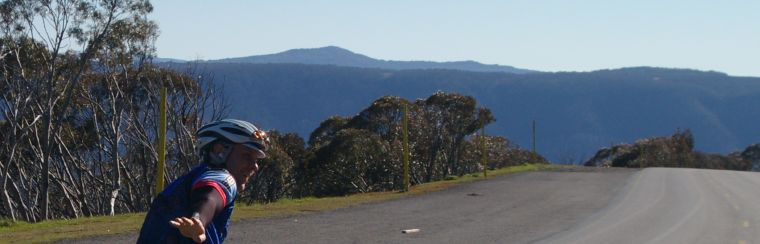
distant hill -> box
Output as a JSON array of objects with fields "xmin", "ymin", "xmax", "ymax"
[
  {"xmin": 153, "ymin": 57, "xmax": 186, "ymax": 63},
  {"xmin": 157, "ymin": 46, "xmax": 536, "ymax": 74},
  {"xmin": 164, "ymin": 63, "xmax": 760, "ymax": 163}
]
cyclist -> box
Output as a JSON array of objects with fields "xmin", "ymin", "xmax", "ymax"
[{"xmin": 137, "ymin": 119, "xmax": 270, "ymax": 243}]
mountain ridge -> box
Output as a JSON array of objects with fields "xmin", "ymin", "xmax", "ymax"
[
  {"xmin": 156, "ymin": 46, "xmax": 537, "ymax": 74},
  {"xmin": 162, "ymin": 62, "xmax": 760, "ymax": 162}
]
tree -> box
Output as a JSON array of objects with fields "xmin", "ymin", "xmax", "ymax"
[
  {"xmin": 309, "ymin": 129, "xmax": 400, "ymax": 196},
  {"xmin": 303, "ymin": 92, "xmax": 497, "ymax": 192},
  {"xmin": 241, "ymin": 130, "xmax": 297, "ymax": 203},
  {"xmin": 0, "ymin": 0, "xmax": 232, "ymax": 221},
  {"xmin": 308, "ymin": 115, "xmax": 349, "ymax": 148},
  {"xmin": 464, "ymin": 134, "xmax": 549, "ymax": 171},
  {"xmin": 347, "ymin": 96, "xmax": 408, "ymax": 141},
  {"xmin": 1, "ymin": 0, "xmax": 158, "ymax": 221},
  {"xmin": 415, "ymin": 92, "xmax": 494, "ymax": 180}
]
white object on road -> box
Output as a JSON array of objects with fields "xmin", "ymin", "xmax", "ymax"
[{"xmin": 402, "ymin": 229, "xmax": 420, "ymax": 234}]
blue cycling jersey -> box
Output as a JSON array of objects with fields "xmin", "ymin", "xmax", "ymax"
[{"xmin": 138, "ymin": 164, "xmax": 237, "ymax": 243}]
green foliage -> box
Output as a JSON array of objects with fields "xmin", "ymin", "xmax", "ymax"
[
  {"xmin": 584, "ymin": 129, "xmax": 756, "ymax": 170},
  {"xmin": 460, "ymin": 135, "xmax": 548, "ymax": 173},
  {"xmin": 241, "ymin": 131, "xmax": 298, "ymax": 203},
  {"xmin": 346, "ymin": 96, "xmax": 409, "ymax": 141},
  {"xmin": 691, "ymin": 152, "xmax": 751, "ymax": 170},
  {"xmin": 309, "ymin": 129, "xmax": 401, "ymax": 196},
  {"xmin": 308, "ymin": 116, "xmax": 349, "ymax": 148},
  {"xmin": 287, "ymin": 91, "xmax": 542, "ymax": 197}
]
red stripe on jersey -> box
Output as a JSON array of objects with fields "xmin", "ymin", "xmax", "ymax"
[{"xmin": 192, "ymin": 180, "xmax": 227, "ymax": 207}]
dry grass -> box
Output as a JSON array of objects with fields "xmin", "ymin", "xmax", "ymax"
[{"xmin": 0, "ymin": 163, "xmax": 556, "ymax": 243}]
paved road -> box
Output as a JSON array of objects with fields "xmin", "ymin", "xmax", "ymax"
[
  {"xmin": 227, "ymin": 167, "xmax": 636, "ymax": 244},
  {"xmin": 66, "ymin": 167, "xmax": 760, "ymax": 244},
  {"xmin": 65, "ymin": 167, "xmax": 760, "ymax": 243},
  {"xmin": 540, "ymin": 167, "xmax": 760, "ymax": 244},
  {"xmin": 66, "ymin": 167, "xmax": 635, "ymax": 243}
]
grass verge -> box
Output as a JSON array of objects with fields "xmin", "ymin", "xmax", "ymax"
[{"xmin": 0, "ymin": 163, "xmax": 558, "ymax": 243}]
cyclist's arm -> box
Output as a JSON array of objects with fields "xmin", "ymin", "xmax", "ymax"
[
  {"xmin": 169, "ymin": 182, "xmax": 227, "ymax": 243},
  {"xmin": 188, "ymin": 185, "xmax": 225, "ymax": 226}
]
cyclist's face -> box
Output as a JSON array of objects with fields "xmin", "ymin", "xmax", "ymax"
[{"xmin": 225, "ymin": 144, "xmax": 263, "ymax": 190}]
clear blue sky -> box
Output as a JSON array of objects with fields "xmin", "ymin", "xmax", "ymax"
[{"xmin": 150, "ymin": 1, "xmax": 759, "ymax": 77}]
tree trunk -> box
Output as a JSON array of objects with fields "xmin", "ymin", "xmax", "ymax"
[
  {"xmin": 109, "ymin": 123, "xmax": 121, "ymax": 216},
  {"xmin": 40, "ymin": 107, "xmax": 52, "ymax": 220},
  {"xmin": 2, "ymin": 178, "xmax": 16, "ymax": 222}
]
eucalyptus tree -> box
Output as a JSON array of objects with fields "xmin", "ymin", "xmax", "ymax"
[
  {"xmin": 275, "ymin": 131, "xmax": 312, "ymax": 198},
  {"xmin": 0, "ymin": 0, "xmax": 157, "ymax": 221},
  {"xmin": 302, "ymin": 92, "xmax": 495, "ymax": 196},
  {"xmin": 308, "ymin": 128, "xmax": 400, "ymax": 196},
  {"xmin": 308, "ymin": 115, "xmax": 349, "ymax": 149},
  {"xmin": 347, "ymin": 96, "xmax": 408, "ymax": 141},
  {"xmin": 415, "ymin": 92, "xmax": 494, "ymax": 180},
  {"xmin": 1, "ymin": 0, "xmax": 230, "ymax": 221},
  {"xmin": 241, "ymin": 130, "xmax": 297, "ymax": 203}
]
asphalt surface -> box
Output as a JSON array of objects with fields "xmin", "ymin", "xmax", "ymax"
[
  {"xmin": 228, "ymin": 167, "xmax": 636, "ymax": 244},
  {"xmin": 65, "ymin": 167, "xmax": 760, "ymax": 244},
  {"xmin": 540, "ymin": 167, "xmax": 760, "ymax": 244},
  {"xmin": 64, "ymin": 166, "xmax": 635, "ymax": 243}
]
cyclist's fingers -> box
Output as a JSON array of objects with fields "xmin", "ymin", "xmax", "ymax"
[
  {"xmin": 191, "ymin": 217, "xmax": 202, "ymax": 228},
  {"xmin": 170, "ymin": 217, "xmax": 188, "ymax": 226},
  {"xmin": 183, "ymin": 217, "xmax": 194, "ymax": 227},
  {"xmin": 177, "ymin": 217, "xmax": 190, "ymax": 227},
  {"xmin": 169, "ymin": 217, "xmax": 202, "ymax": 230}
]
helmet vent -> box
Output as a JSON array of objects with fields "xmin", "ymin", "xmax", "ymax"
[{"xmin": 221, "ymin": 127, "xmax": 250, "ymax": 137}]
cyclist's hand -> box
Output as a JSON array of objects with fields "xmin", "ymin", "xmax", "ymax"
[{"xmin": 169, "ymin": 217, "xmax": 206, "ymax": 243}]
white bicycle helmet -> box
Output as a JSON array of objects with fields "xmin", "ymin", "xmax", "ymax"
[{"xmin": 196, "ymin": 119, "xmax": 270, "ymax": 165}]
